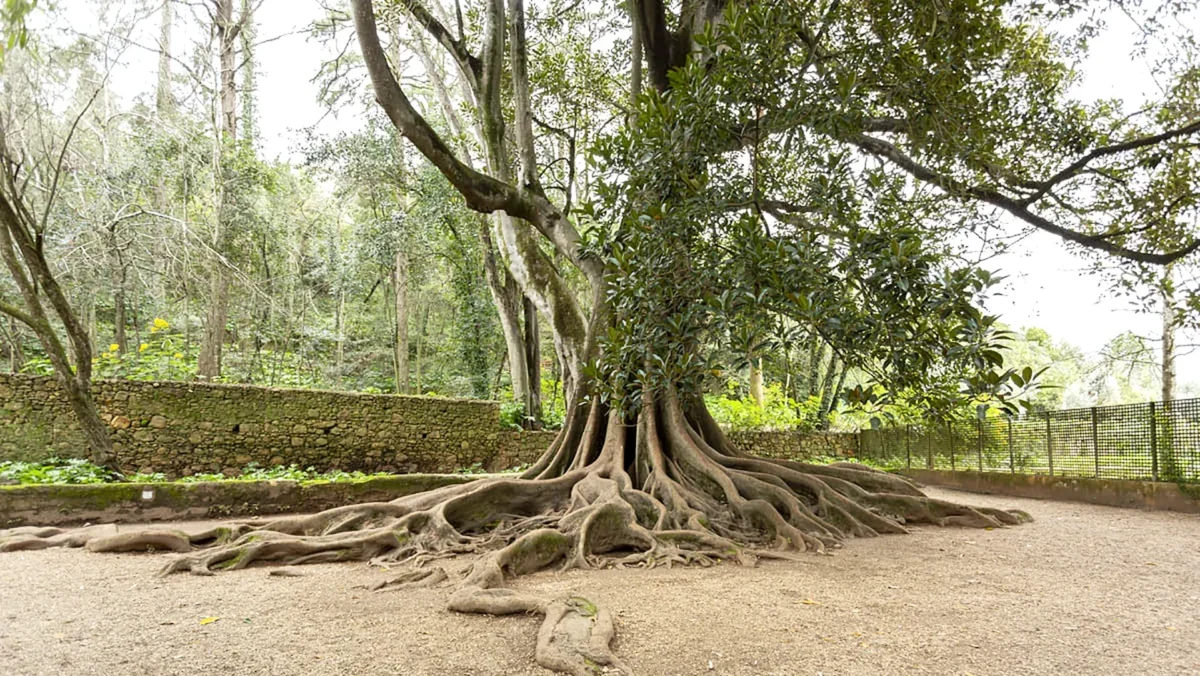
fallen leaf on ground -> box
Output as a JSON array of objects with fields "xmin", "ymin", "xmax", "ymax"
[
  {"xmin": 799, "ymin": 598, "xmax": 822, "ymax": 606},
  {"xmin": 199, "ymin": 617, "xmax": 219, "ymax": 626}
]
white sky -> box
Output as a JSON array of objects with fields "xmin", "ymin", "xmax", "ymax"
[{"xmin": 57, "ymin": 0, "xmax": 1200, "ymax": 384}]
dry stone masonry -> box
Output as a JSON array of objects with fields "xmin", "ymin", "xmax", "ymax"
[
  {"xmin": 729, "ymin": 430, "xmax": 858, "ymax": 460},
  {"xmin": 0, "ymin": 374, "xmax": 857, "ymax": 477},
  {"xmin": 0, "ymin": 374, "xmax": 546, "ymax": 477}
]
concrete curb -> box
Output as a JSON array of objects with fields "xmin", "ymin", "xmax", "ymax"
[
  {"xmin": 902, "ymin": 469, "xmax": 1200, "ymax": 514},
  {"xmin": 0, "ymin": 473, "xmax": 482, "ymax": 528}
]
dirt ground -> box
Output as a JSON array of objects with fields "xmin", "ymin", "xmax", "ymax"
[{"xmin": 1, "ymin": 488, "xmax": 1197, "ymax": 676}]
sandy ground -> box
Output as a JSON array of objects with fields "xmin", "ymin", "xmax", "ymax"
[{"xmin": 1, "ymin": 488, "xmax": 1198, "ymax": 676}]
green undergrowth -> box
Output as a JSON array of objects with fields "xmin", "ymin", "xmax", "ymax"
[
  {"xmin": 807, "ymin": 455, "xmax": 906, "ymax": 472},
  {"xmin": 0, "ymin": 458, "xmax": 523, "ymax": 486}
]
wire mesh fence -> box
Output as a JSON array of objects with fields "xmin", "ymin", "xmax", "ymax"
[{"xmin": 858, "ymin": 398, "xmax": 1200, "ymax": 483}]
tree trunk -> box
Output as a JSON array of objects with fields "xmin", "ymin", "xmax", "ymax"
[
  {"xmin": 336, "ymin": 286, "xmax": 346, "ymax": 387},
  {"xmin": 113, "ymin": 279, "xmax": 126, "ymax": 354},
  {"xmin": 196, "ymin": 0, "xmax": 244, "ymax": 381},
  {"xmin": 217, "ymin": 0, "xmax": 238, "ymax": 144},
  {"xmin": 0, "ymin": 196, "xmax": 114, "ymax": 469},
  {"xmin": 1162, "ymin": 271, "xmax": 1176, "ymax": 403},
  {"xmin": 817, "ymin": 355, "xmax": 843, "ymax": 426},
  {"xmin": 239, "ymin": 0, "xmax": 256, "ymax": 144},
  {"xmin": 156, "ymin": 0, "xmax": 174, "ymax": 115},
  {"xmin": 523, "ymin": 295, "xmax": 543, "ymax": 429},
  {"xmin": 480, "ymin": 217, "xmax": 531, "ymax": 413},
  {"xmin": 196, "ymin": 268, "xmax": 229, "ymax": 379},
  {"xmin": 806, "ymin": 333, "xmax": 820, "ymax": 398},
  {"xmin": 394, "ymin": 247, "xmax": 410, "ymax": 394},
  {"xmin": 5, "ymin": 316, "xmax": 24, "ymax": 372},
  {"xmin": 749, "ymin": 357, "xmax": 764, "ymax": 407},
  {"xmin": 415, "ymin": 299, "xmax": 429, "ymax": 394}
]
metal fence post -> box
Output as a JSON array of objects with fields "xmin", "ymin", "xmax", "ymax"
[
  {"xmin": 948, "ymin": 421, "xmax": 955, "ymax": 471},
  {"xmin": 1046, "ymin": 415, "xmax": 1054, "ymax": 477},
  {"xmin": 1008, "ymin": 416, "xmax": 1015, "ymax": 474},
  {"xmin": 1091, "ymin": 407, "xmax": 1100, "ymax": 478},
  {"xmin": 1150, "ymin": 401, "xmax": 1158, "ymax": 482},
  {"xmin": 905, "ymin": 426, "xmax": 911, "ymax": 469},
  {"xmin": 977, "ymin": 419, "xmax": 984, "ymax": 473}
]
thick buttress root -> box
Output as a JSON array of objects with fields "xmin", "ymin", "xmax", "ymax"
[{"xmin": 0, "ymin": 392, "xmax": 1030, "ymax": 675}]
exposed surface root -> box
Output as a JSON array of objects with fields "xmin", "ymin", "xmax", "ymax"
[{"xmin": 0, "ymin": 391, "xmax": 1030, "ymax": 675}]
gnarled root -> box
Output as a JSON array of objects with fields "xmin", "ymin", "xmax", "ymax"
[{"xmin": 0, "ymin": 390, "xmax": 1030, "ymax": 675}]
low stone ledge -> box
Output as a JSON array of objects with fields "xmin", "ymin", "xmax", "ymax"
[
  {"xmin": 902, "ymin": 469, "xmax": 1200, "ymax": 514},
  {"xmin": 0, "ymin": 474, "xmax": 482, "ymax": 528}
]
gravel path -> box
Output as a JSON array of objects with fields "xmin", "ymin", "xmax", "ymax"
[{"xmin": 2, "ymin": 488, "xmax": 1198, "ymax": 675}]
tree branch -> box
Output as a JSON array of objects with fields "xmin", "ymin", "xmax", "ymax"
[
  {"xmin": 397, "ymin": 0, "xmax": 481, "ymax": 89},
  {"xmin": 848, "ymin": 132, "xmax": 1200, "ymax": 266},
  {"xmin": 350, "ymin": 0, "xmax": 531, "ymax": 218},
  {"xmin": 507, "ymin": 0, "xmax": 543, "ymax": 194},
  {"xmin": 1020, "ymin": 120, "xmax": 1200, "ymax": 203}
]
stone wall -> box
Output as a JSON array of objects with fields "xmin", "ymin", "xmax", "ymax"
[
  {"xmin": 728, "ymin": 430, "xmax": 859, "ymax": 460},
  {"xmin": 0, "ymin": 374, "xmax": 550, "ymax": 477},
  {"xmin": 497, "ymin": 430, "xmax": 559, "ymax": 470},
  {"xmin": 0, "ymin": 373, "xmax": 858, "ymax": 476}
]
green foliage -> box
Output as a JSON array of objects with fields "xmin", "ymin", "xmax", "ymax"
[
  {"xmin": 704, "ymin": 383, "xmax": 818, "ymax": 432},
  {"xmin": 1, "ymin": 460, "xmax": 394, "ymax": 485},
  {"xmin": 454, "ymin": 462, "xmax": 487, "ymax": 475},
  {"xmin": 497, "ymin": 376, "xmax": 568, "ymax": 430},
  {"xmin": 0, "ymin": 457, "xmax": 118, "ymax": 484},
  {"xmin": 175, "ymin": 463, "xmax": 392, "ymax": 484},
  {"xmin": 0, "ymin": 0, "xmax": 37, "ymax": 60},
  {"xmin": 498, "ymin": 400, "xmax": 527, "ymax": 431}
]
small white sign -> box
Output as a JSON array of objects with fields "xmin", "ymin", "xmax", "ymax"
[{"xmin": 141, "ymin": 489, "xmax": 155, "ymax": 501}]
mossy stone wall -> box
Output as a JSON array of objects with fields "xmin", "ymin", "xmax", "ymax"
[
  {"xmin": 0, "ymin": 374, "xmax": 548, "ymax": 477},
  {"xmin": 0, "ymin": 374, "xmax": 857, "ymax": 478},
  {"xmin": 728, "ymin": 430, "xmax": 858, "ymax": 460}
]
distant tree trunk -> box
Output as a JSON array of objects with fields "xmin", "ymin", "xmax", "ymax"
[
  {"xmin": 5, "ymin": 316, "xmax": 24, "ymax": 372},
  {"xmin": 197, "ymin": 271, "xmax": 229, "ymax": 379},
  {"xmin": 336, "ymin": 286, "xmax": 346, "ymax": 387},
  {"xmin": 806, "ymin": 331, "xmax": 820, "ymax": 398},
  {"xmin": 415, "ymin": 301, "xmax": 429, "ymax": 393},
  {"xmin": 523, "ymin": 296, "xmax": 542, "ymax": 429},
  {"xmin": 197, "ymin": 0, "xmax": 244, "ymax": 380},
  {"xmin": 239, "ymin": 0, "xmax": 256, "ymax": 144},
  {"xmin": 1162, "ymin": 271, "xmax": 1176, "ymax": 403},
  {"xmin": 749, "ymin": 357, "xmax": 764, "ymax": 407},
  {"xmin": 480, "ymin": 218, "xmax": 531, "ymax": 414},
  {"xmin": 156, "ymin": 0, "xmax": 174, "ymax": 115},
  {"xmin": 107, "ymin": 217, "xmax": 128, "ymax": 354},
  {"xmin": 394, "ymin": 247, "xmax": 410, "ymax": 393},
  {"xmin": 113, "ymin": 277, "xmax": 126, "ymax": 354},
  {"xmin": 817, "ymin": 355, "xmax": 843, "ymax": 425}
]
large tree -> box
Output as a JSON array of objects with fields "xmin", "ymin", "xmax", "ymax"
[{"xmin": 6, "ymin": 0, "xmax": 1200, "ymax": 673}]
